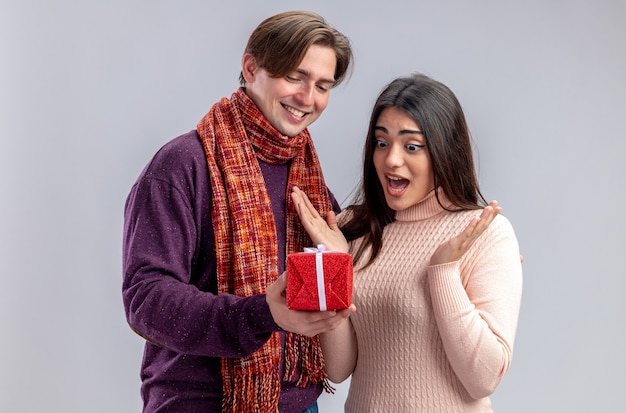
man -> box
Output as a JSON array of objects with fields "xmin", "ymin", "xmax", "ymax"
[{"xmin": 122, "ymin": 11, "xmax": 354, "ymax": 413}]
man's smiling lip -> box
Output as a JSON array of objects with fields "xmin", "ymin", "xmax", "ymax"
[{"xmin": 283, "ymin": 103, "xmax": 308, "ymax": 118}]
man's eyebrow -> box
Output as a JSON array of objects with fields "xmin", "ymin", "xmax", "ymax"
[{"xmin": 295, "ymin": 68, "xmax": 336, "ymax": 85}]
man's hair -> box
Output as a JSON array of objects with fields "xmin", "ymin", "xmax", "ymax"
[{"xmin": 239, "ymin": 10, "xmax": 353, "ymax": 87}]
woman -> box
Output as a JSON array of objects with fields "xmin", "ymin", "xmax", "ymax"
[{"xmin": 291, "ymin": 73, "xmax": 523, "ymax": 412}]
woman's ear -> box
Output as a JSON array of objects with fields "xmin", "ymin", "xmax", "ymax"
[{"xmin": 241, "ymin": 53, "xmax": 258, "ymax": 84}]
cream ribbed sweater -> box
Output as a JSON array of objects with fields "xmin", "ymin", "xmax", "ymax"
[{"xmin": 343, "ymin": 191, "xmax": 523, "ymax": 412}]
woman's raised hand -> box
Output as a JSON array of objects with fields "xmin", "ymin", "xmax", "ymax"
[
  {"xmin": 430, "ymin": 200, "xmax": 501, "ymax": 266},
  {"xmin": 291, "ymin": 186, "xmax": 349, "ymax": 253}
]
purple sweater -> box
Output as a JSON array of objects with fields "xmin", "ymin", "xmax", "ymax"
[{"xmin": 122, "ymin": 130, "xmax": 340, "ymax": 412}]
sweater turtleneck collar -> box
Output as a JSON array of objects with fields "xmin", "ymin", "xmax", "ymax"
[{"xmin": 394, "ymin": 188, "xmax": 452, "ymax": 222}]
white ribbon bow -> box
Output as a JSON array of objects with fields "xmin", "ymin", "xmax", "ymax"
[{"xmin": 303, "ymin": 244, "xmax": 328, "ymax": 311}]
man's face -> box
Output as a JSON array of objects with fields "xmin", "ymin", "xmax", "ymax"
[{"xmin": 242, "ymin": 44, "xmax": 337, "ymax": 138}]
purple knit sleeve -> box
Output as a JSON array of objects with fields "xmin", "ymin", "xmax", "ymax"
[{"xmin": 122, "ymin": 131, "xmax": 280, "ymax": 357}]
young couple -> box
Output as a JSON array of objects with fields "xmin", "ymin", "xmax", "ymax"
[{"xmin": 123, "ymin": 10, "xmax": 522, "ymax": 413}]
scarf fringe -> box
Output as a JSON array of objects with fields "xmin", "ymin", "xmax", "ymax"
[
  {"xmin": 222, "ymin": 360, "xmax": 281, "ymax": 413},
  {"xmin": 283, "ymin": 333, "xmax": 334, "ymax": 392}
]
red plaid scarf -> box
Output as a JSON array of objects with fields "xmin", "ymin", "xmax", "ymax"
[{"xmin": 197, "ymin": 88, "xmax": 331, "ymax": 413}]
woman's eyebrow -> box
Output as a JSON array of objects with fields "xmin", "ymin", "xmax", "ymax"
[{"xmin": 374, "ymin": 125, "xmax": 423, "ymax": 135}]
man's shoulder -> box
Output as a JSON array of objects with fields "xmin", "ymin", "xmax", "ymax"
[
  {"xmin": 148, "ymin": 130, "xmax": 205, "ymax": 167},
  {"xmin": 138, "ymin": 130, "xmax": 208, "ymax": 184},
  {"xmin": 157, "ymin": 130, "xmax": 204, "ymax": 158}
]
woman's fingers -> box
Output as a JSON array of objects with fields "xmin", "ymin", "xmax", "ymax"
[{"xmin": 429, "ymin": 201, "xmax": 502, "ymax": 265}]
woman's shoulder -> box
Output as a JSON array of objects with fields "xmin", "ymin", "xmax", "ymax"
[
  {"xmin": 336, "ymin": 207, "xmax": 355, "ymax": 224},
  {"xmin": 491, "ymin": 212, "xmax": 516, "ymax": 234}
]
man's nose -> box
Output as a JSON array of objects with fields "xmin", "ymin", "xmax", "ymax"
[{"xmin": 295, "ymin": 83, "xmax": 315, "ymax": 106}]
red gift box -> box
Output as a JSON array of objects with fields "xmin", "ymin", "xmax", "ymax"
[{"xmin": 286, "ymin": 246, "xmax": 353, "ymax": 311}]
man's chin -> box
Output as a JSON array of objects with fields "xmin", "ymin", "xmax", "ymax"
[{"xmin": 279, "ymin": 126, "xmax": 307, "ymax": 138}]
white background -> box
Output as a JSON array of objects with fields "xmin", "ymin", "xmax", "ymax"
[{"xmin": 1, "ymin": 1, "xmax": 625, "ymax": 412}]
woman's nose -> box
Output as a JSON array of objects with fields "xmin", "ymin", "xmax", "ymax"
[{"xmin": 385, "ymin": 145, "xmax": 404, "ymax": 168}]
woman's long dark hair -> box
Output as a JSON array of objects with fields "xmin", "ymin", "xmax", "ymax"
[{"xmin": 341, "ymin": 73, "xmax": 487, "ymax": 269}]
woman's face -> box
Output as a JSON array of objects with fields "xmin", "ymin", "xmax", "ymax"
[{"xmin": 372, "ymin": 106, "xmax": 434, "ymax": 211}]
